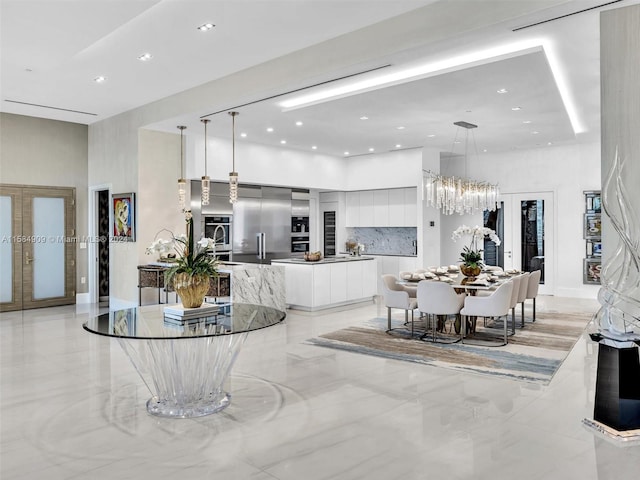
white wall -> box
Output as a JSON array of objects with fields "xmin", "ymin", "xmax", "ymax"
[
  {"xmin": 189, "ymin": 136, "xmax": 347, "ymax": 190},
  {"xmin": 463, "ymin": 142, "xmax": 602, "ymax": 298},
  {"xmin": 344, "ymin": 148, "xmax": 423, "ymax": 191},
  {"xmin": 0, "ymin": 113, "xmax": 89, "ymax": 294}
]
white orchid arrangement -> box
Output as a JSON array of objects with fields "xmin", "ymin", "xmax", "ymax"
[
  {"xmin": 451, "ymin": 225, "xmax": 501, "ymax": 268},
  {"xmin": 145, "ymin": 210, "xmax": 219, "ymax": 285}
]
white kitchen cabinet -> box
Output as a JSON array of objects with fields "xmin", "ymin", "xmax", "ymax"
[
  {"xmin": 373, "ymin": 190, "xmax": 389, "ymax": 226},
  {"xmin": 382, "ymin": 255, "xmax": 400, "ymax": 278},
  {"xmin": 404, "ymin": 187, "xmax": 417, "ymax": 226},
  {"xmin": 387, "ymin": 188, "xmax": 405, "ymax": 226},
  {"xmin": 313, "ymin": 264, "xmax": 331, "ymax": 306},
  {"xmin": 359, "ymin": 191, "xmax": 374, "ymax": 226},
  {"xmin": 361, "ymin": 258, "xmax": 377, "ymax": 297},
  {"xmin": 398, "ymin": 256, "xmax": 418, "ymax": 273},
  {"xmin": 345, "ymin": 191, "xmax": 359, "ymax": 227},
  {"xmin": 274, "ymin": 258, "xmax": 376, "ymax": 311},
  {"xmin": 346, "ymin": 261, "xmax": 363, "ymax": 300},
  {"xmin": 368, "ymin": 254, "xmax": 418, "ymax": 294},
  {"xmin": 330, "ymin": 262, "xmax": 348, "ymax": 304}
]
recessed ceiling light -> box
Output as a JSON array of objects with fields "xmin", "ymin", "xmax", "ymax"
[
  {"xmin": 311, "ymin": 145, "xmax": 317, "ymax": 150},
  {"xmin": 523, "ymin": 120, "xmax": 532, "ymax": 124},
  {"xmin": 532, "ymin": 131, "xmax": 540, "ymax": 135},
  {"xmin": 94, "ymin": 76, "xmax": 107, "ymax": 83},
  {"xmin": 547, "ymin": 142, "xmax": 553, "ymax": 145},
  {"xmin": 197, "ymin": 23, "xmax": 214, "ymax": 31},
  {"xmin": 454, "ymin": 141, "xmax": 461, "ymax": 144},
  {"xmin": 497, "ymin": 88, "xmax": 508, "ymax": 94},
  {"xmin": 295, "ymin": 121, "xmax": 303, "ymax": 126},
  {"xmin": 395, "ymin": 144, "xmax": 401, "ymax": 148},
  {"xmin": 280, "ymin": 140, "xmax": 287, "ymax": 144},
  {"xmin": 511, "ymin": 106, "xmax": 522, "ymax": 111},
  {"xmin": 137, "ymin": 53, "xmax": 153, "ymax": 62},
  {"xmin": 240, "ymin": 132, "xmax": 247, "ymax": 138},
  {"xmin": 427, "ymin": 134, "xmax": 436, "ymax": 138},
  {"xmin": 396, "ymin": 126, "xmax": 405, "ymax": 130},
  {"xmin": 266, "ymin": 127, "xmax": 274, "ymax": 132},
  {"xmin": 360, "ymin": 116, "xmax": 369, "ymax": 120},
  {"xmin": 369, "ymin": 148, "xmax": 375, "ymax": 152},
  {"xmin": 344, "ymin": 151, "xmax": 350, "ymax": 155},
  {"xmin": 483, "ymin": 149, "xmax": 488, "ymax": 152}
]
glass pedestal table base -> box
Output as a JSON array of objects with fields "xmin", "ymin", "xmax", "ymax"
[
  {"xmin": 83, "ymin": 303, "xmax": 285, "ymax": 419},
  {"xmin": 118, "ymin": 333, "xmax": 244, "ymax": 417}
]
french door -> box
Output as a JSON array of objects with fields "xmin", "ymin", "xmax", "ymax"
[
  {"xmin": 0, "ymin": 185, "xmax": 76, "ymax": 311},
  {"xmin": 500, "ymin": 192, "xmax": 554, "ymax": 295}
]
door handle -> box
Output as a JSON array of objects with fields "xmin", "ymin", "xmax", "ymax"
[{"xmin": 25, "ymin": 252, "xmax": 33, "ymax": 265}]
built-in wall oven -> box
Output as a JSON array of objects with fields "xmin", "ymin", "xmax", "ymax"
[
  {"xmin": 203, "ymin": 215, "xmax": 232, "ymax": 262},
  {"xmin": 291, "ymin": 215, "xmax": 310, "ymax": 256}
]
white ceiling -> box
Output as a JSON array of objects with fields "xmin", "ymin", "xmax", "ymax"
[{"xmin": 2, "ymin": 0, "xmax": 638, "ymax": 157}]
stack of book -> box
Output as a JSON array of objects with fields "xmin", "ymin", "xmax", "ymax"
[{"xmin": 163, "ymin": 302, "xmax": 219, "ymax": 323}]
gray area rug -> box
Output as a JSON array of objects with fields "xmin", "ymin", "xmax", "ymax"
[{"xmin": 306, "ymin": 312, "xmax": 592, "ymax": 384}]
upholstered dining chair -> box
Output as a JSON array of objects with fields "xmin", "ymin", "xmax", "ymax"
[
  {"xmin": 416, "ymin": 280, "xmax": 465, "ymax": 343},
  {"xmin": 460, "ymin": 280, "xmax": 514, "ymax": 346},
  {"xmin": 525, "ymin": 270, "xmax": 542, "ymax": 322},
  {"xmin": 507, "ymin": 275, "xmax": 523, "ymax": 335},
  {"xmin": 381, "ymin": 274, "xmax": 418, "ymax": 334},
  {"xmin": 398, "ymin": 271, "xmax": 418, "ymax": 298},
  {"xmin": 516, "ymin": 272, "xmax": 530, "ymax": 327}
]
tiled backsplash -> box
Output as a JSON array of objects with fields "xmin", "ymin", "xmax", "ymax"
[{"xmin": 346, "ymin": 227, "xmax": 417, "ymax": 256}]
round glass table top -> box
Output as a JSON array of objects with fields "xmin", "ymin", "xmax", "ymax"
[{"xmin": 83, "ymin": 303, "xmax": 286, "ymax": 340}]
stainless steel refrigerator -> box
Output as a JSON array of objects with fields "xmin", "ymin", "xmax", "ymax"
[{"xmin": 232, "ymin": 185, "xmax": 292, "ymax": 264}]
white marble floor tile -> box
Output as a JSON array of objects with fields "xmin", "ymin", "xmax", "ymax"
[{"xmin": 2, "ymin": 296, "xmax": 640, "ymax": 480}]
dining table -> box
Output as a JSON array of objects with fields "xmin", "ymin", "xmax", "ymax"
[{"xmin": 399, "ymin": 270, "xmax": 521, "ymax": 338}]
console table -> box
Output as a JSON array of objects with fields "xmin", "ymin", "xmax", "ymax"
[
  {"xmin": 138, "ymin": 264, "xmax": 231, "ymax": 306},
  {"xmin": 83, "ymin": 303, "xmax": 285, "ymax": 418}
]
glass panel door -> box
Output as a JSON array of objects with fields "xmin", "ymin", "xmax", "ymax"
[
  {"xmin": 499, "ymin": 192, "xmax": 554, "ymax": 295},
  {"xmin": 32, "ymin": 197, "xmax": 65, "ymax": 299},
  {"xmin": 0, "ymin": 195, "xmax": 15, "ymax": 303},
  {"xmin": 0, "ymin": 186, "xmax": 23, "ymax": 311}
]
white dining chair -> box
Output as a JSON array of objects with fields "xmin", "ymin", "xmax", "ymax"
[
  {"xmin": 516, "ymin": 272, "xmax": 530, "ymax": 327},
  {"xmin": 460, "ymin": 280, "xmax": 514, "ymax": 346},
  {"xmin": 507, "ymin": 275, "xmax": 522, "ymax": 335},
  {"xmin": 381, "ymin": 274, "xmax": 418, "ymax": 334},
  {"xmin": 417, "ymin": 280, "xmax": 465, "ymax": 343},
  {"xmin": 525, "ymin": 270, "xmax": 542, "ymax": 322}
]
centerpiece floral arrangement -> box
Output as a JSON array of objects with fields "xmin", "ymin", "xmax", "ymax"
[
  {"xmin": 451, "ymin": 225, "xmax": 501, "ymax": 276},
  {"xmin": 146, "ymin": 211, "xmax": 219, "ymax": 308}
]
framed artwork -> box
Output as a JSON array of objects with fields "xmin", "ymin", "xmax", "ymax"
[
  {"xmin": 586, "ymin": 240, "xmax": 602, "ymax": 257},
  {"xmin": 584, "ymin": 191, "xmax": 602, "ymax": 213},
  {"xmin": 584, "ymin": 213, "xmax": 601, "ymax": 239},
  {"xmin": 583, "ymin": 258, "xmax": 602, "ymax": 285},
  {"xmin": 112, "ymin": 192, "xmax": 136, "ymax": 241}
]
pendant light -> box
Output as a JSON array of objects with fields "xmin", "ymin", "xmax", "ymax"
[
  {"xmin": 201, "ymin": 119, "xmax": 211, "ymax": 206},
  {"xmin": 228, "ymin": 111, "xmax": 239, "ymax": 204},
  {"xmin": 177, "ymin": 125, "xmax": 187, "ymax": 211}
]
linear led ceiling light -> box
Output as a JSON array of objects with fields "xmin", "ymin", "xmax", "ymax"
[{"xmin": 280, "ymin": 38, "xmax": 583, "ymax": 134}]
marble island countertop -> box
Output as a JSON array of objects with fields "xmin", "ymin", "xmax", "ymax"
[{"xmin": 272, "ymin": 256, "xmax": 374, "ymax": 265}]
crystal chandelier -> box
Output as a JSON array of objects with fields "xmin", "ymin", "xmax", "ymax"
[
  {"xmin": 177, "ymin": 125, "xmax": 187, "ymax": 211},
  {"xmin": 200, "ymin": 119, "xmax": 210, "ymax": 206},
  {"xmin": 228, "ymin": 111, "xmax": 239, "ymax": 204},
  {"xmin": 424, "ymin": 121, "xmax": 499, "ymax": 215}
]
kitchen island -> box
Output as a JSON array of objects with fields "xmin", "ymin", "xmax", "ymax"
[
  {"xmin": 272, "ymin": 256, "xmax": 376, "ymax": 311},
  {"xmin": 219, "ymin": 262, "xmax": 285, "ymax": 311}
]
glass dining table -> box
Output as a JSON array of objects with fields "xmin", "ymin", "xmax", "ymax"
[{"xmin": 83, "ymin": 303, "xmax": 285, "ymax": 418}]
